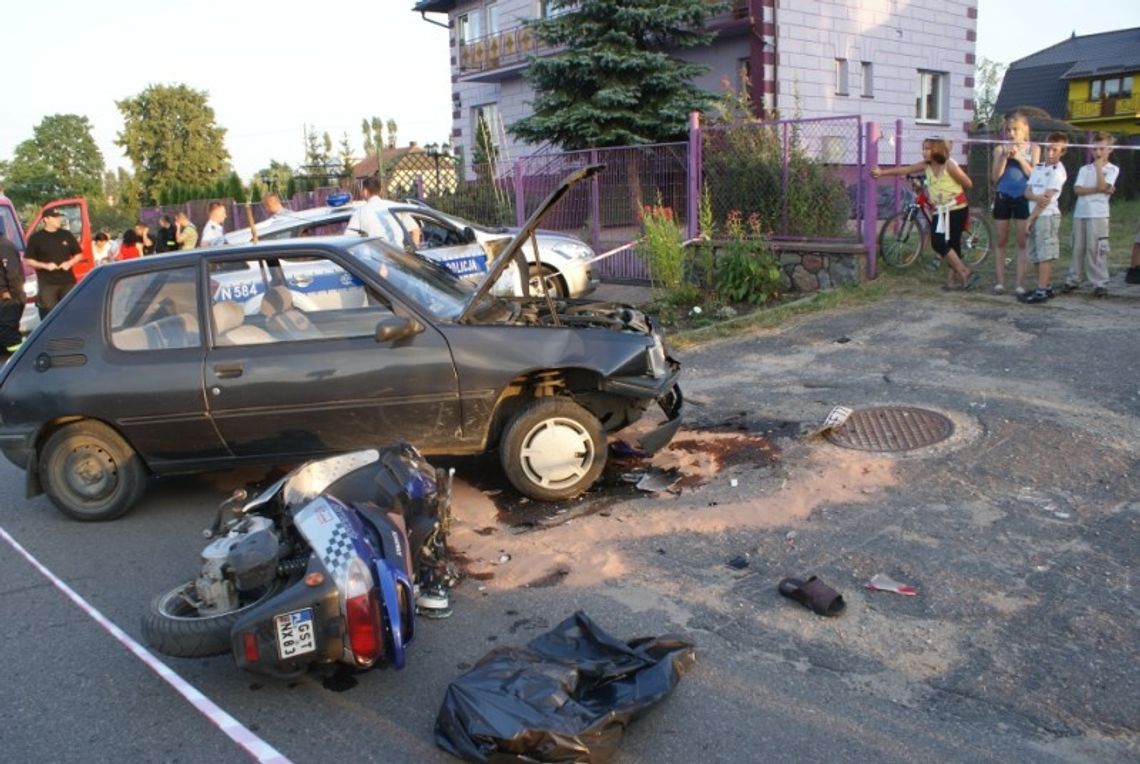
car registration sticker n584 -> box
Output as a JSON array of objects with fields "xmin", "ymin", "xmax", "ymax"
[{"xmin": 275, "ymin": 608, "xmax": 317, "ymax": 659}]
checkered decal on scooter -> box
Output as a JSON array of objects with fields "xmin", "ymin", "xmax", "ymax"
[
  {"xmin": 320, "ymin": 524, "xmax": 356, "ymax": 580},
  {"xmin": 294, "ymin": 496, "xmax": 361, "ymax": 588}
]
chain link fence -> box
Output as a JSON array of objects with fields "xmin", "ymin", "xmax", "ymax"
[{"xmin": 702, "ymin": 116, "xmax": 862, "ymax": 241}]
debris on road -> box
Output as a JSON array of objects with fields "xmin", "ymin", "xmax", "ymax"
[
  {"xmin": 865, "ymin": 573, "xmax": 919, "ymax": 596},
  {"xmin": 778, "ymin": 575, "xmax": 847, "ymax": 616},
  {"xmin": 435, "ymin": 611, "xmax": 696, "ymax": 763}
]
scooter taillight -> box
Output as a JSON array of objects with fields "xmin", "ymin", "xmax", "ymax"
[
  {"xmin": 344, "ymin": 558, "xmax": 382, "ymax": 666},
  {"xmin": 242, "ymin": 631, "xmax": 260, "ymax": 663}
]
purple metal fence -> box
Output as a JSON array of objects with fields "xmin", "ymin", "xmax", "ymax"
[{"xmin": 141, "ymin": 114, "xmax": 874, "ymax": 283}]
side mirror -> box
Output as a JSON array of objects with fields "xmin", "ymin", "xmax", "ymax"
[
  {"xmin": 462, "ymin": 226, "xmax": 477, "ymax": 244},
  {"xmin": 375, "ymin": 315, "xmax": 423, "ymax": 343}
]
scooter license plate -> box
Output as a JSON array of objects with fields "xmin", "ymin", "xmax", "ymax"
[{"xmin": 275, "ymin": 609, "xmax": 317, "ymax": 659}]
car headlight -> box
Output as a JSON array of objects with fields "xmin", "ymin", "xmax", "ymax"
[
  {"xmin": 647, "ymin": 334, "xmax": 667, "ymax": 379},
  {"xmin": 550, "ymin": 241, "xmax": 593, "ymax": 261}
]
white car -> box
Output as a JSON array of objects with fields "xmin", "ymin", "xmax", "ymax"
[{"xmin": 224, "ymin": 197, "xmax": 597, "ymax": 298}]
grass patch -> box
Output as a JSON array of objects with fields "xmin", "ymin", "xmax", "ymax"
[{"xmin": 666, "ymin": 277, "xmax": 898, "ymax": 349}]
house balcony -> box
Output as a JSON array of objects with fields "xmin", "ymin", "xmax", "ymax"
[
  {"xmin": 457, "ymin": 1, "xmax": 759, "ymax": 80},
  {"xmin": 1067, "ymin": 94, "xmax": 1140, "ymax": 122}
]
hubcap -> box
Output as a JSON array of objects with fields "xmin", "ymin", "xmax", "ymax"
[
  {"xmin": 64, "ymin": 446, "xmax": 117, "ymax": 501},
  {"xmin": 519, "ymin": 417, "xmax": 594, "ymax": 489}
]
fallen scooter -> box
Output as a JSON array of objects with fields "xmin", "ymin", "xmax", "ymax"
[{"xmin": 142, "ymin": 442, "xmax": 454, "ymax": 678}]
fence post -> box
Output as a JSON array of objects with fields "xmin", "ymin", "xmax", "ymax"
[
  {"xmin": 590, "ymin": 148, "xmax": 602, "ymax": 254},
  {"xmin": 687, "ymin": 111, "xmax": 701, "ymax": 239},
  {"xmin": 864, "ymin": 120, "xmax": 880, "ymax": 279},
  {"xmin": 781, "ymin": 122, "xmax": 789, "ymax": 236},
  {"xmin": 893, "ymin": 118, "xmax": 903, "ymax": 213},
  {"xmin": 513, "ymin": 160, "xmax": 526, "ymax": 228}
]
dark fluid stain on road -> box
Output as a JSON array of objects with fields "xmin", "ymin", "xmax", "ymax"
[
  {"xmin": 450, "ymin": 425, "xmax": 788, "ymax": 527},
  {"xmin": 321, "ymin": 667, "xmax": 359, "ymax": 693}
]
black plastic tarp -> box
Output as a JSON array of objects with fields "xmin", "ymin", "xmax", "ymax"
[{"xmin": 434, "ymin": 611, "xmax": 696, "ymax": 763}]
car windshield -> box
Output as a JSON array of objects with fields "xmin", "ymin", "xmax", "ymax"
[{"xmin": 345, "ymin": 240, "xmax": 480, "ymax": 320}]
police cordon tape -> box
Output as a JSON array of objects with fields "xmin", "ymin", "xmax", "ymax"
[
  {"xmin": 0, "ymin": 525, "xmax": 292, "ymax": 764},
  {"xmin": 584, "ymin": 237, "xmax": 701, "ymax": 265}
]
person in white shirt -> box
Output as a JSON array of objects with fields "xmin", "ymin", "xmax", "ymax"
[
  {"xmin": 1019, "ymin": 133, "xmax": 1069, "ymax": 305},
  {"xmin": 201, "ymin": 202, "xmax": 227, "ymax": 248},
  {"xmin": 92, "ymin": 231, "xmax": 113, "ymax": 266},
  {"xmin": 346, "ymin": 177, "xmax": 395, "ymax": 240},
  {"xmin": 1064, "ymin": 132, "xmax": 1119, "ymax": 297},
  {"xmin": 262, "ymin": 192, "xmax": 290, "ymax": 221}
]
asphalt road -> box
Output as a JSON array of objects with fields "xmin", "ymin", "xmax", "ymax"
[{"xmin": 2, "ymin": 280, "xmax": 1138, "ymax": 763}]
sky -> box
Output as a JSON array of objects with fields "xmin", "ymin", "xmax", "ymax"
[{"xmin": 2, "ymin": 1, "xmax": 1139, "ymax": 182}]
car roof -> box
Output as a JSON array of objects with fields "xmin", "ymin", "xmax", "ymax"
[
  {"xmin": 101, "ymin": 235, "xmax": 390, "ymax": 270},
  {"xmin": 224, "ymin": 202, "xmax": 362, "ymax": 242}
]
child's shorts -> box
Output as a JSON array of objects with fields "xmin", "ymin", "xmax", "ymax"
[
  {"xmin": 1029, "ymin": 215, "xmax": 1061, "ymax": 262},
  {"xmin": 993, "ymin": 192, "xmax": 1030, "ymax": 220}
]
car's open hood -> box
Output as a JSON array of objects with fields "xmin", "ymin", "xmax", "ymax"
[{"xmin": 458, "ymin": 163, "xmax": 604, "ymax": 323}]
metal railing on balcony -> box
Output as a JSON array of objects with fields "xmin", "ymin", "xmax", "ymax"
[
  {"xmin": 459, "ymin": 24, "xmax": 544, "ymax": 74},
  {"xmin": 1068, "ymin": 94, "xmax": 1140, "ymax": 120}
]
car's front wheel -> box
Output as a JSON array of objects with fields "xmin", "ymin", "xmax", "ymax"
[
  {"xmin": 500, "ymin": 398, "xmax": 605, "ymax": 501},
  {"xmin": 528, "ymin": 265, "xmax": 566, "ymax": 298},
  {"xmin": 39, "ymin": 421, "xmax": 147, "ymax": 521}
]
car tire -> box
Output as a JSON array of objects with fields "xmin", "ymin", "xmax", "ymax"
[
  {"xmin": 142, "ymin": 578, "xmax": 285, "ymax": 658},
  {"xmin": 39, "ymin": 421, "xmax": 147, "ymax": 522},
  {"xmin": 528, "ymin": 265, "xmax": 566, "ymax": 298},
  {"xmin": 499, "ymin": 398, "xmax": 605, "ymax": 501}
]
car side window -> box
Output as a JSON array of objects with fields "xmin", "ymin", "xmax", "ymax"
[
  {"xmin": 109, "ymin": 267, "xmax": 202, "ymax": 352},
  {"xmin": 208, "ymin": 254, "xmax": 395, "ymax": 346}
]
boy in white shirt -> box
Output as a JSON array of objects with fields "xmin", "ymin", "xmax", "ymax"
[
  {"xmin": 1019, "ymin": 133, "xmax": 1068, "ymax": 305},
  {"xmin": 1063, "ymin": 132, "xmax": 1119, "ymax": 297}
]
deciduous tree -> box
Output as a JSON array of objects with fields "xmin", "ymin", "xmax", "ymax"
[
  {"xmin": 116, "ymin": 84, "xmax": 230, "ymax": 205},
  {"xmin": 1, "ymin": 114, "xmax": 105, "ymax": 207}
]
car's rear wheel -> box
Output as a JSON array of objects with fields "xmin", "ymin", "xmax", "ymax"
[
  {"xmin": 528, "ymin": 265, "xmax": 566, "ymax": 298},
  {"xmin": 39, "ymin": 421, "xmax": 147, "ymax": 521},
  {"xmin": 500, "ymin": 398, "xmax": 605, "ymax": 501}
]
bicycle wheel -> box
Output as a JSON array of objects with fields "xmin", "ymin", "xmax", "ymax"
[
  {"xmin": 878, "ymin": 210, "xmax": 924, "ymax": 268},
  {"xmin": 960, "ymin": 210, "xmax": 995, "ymax": 268}
]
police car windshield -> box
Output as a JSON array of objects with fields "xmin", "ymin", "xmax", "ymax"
[{"xmin": 346, "ymin": 240, "xmax": 476, "ymax": 320}]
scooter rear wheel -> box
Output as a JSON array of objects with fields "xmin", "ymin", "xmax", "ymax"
[{"xmin": 142, "ymin": 578, "xmax": 285, "ymax": 658}]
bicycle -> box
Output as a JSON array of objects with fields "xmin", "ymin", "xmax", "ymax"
[{"xmin": 878, "ymin": 174, "xmax": 995, "ymax": 270}]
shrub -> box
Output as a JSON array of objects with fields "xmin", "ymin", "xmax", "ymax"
[
  {"xmin": 716, "ymin": 210, "xmax": 782, "ymax": 305},
  {"xmin": 640, "ymin": 198, "xmax": 686, "ymax": 294}
]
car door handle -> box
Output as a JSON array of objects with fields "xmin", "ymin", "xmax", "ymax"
[{"xmin": 213, "ymin": 363, "xmax": 244, "ymax": 379}]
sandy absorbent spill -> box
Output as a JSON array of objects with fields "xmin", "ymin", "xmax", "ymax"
[{"xmin": 450, "ymin": 438, "xmax": 897, "ymax": 590}]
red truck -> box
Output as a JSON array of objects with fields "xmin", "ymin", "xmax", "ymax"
[{"xmin": 0, "ymin": 195, "xmax": 93, "ymax": 334}]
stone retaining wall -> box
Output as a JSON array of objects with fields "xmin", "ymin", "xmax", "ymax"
[{"xmin": 704, "ymin": 240, "xmax": 867, "ymax": 295}]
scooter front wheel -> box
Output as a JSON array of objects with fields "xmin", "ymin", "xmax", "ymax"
[{"xmin": 142, "ymin": 578, "xmax": 285, "ymax": 658}]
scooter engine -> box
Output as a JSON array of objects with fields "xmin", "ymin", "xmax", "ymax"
[{"xmin": 196, "ymin": 515, "xmax": 280, "ymax": 612}]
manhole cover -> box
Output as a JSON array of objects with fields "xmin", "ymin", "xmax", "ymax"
[{"xmin": 825, "ymin": 406, "xmax": 954, "ymax": 452}]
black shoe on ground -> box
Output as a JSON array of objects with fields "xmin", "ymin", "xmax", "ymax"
[
  {"xmin": 1019, "ymin": 289, "xmax": 1050, "ymax": 304},
  {"xmin": 1044, "ymin": 287, "xmax": 1055, "ymax": 299},
  {"xmin": 1125, "ymin": 267, "xmax": 1140, "ymax": 285},
  {"xmin": 1093, "ymin": 286, "xmax": 1108, "ymax": 298},
  {"xmin": 1060, "ymin": 282, "xmax": 1078, "ymax": 294}
]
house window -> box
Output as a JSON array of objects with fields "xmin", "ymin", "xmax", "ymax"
[
  {"xmin": 458, "ymin": 12, "xmax": 482, "ymax": 43},
  {"xmin": 1087, "ymin": 76, "xmax": 1133, "ymax": 100},
  {"xmin": 486, "ymin": 2, "xmax": 499, "ymax": 34},
  {"xmin": 540, "ymin": 0, "xmax": 575, "ymax": 18},
  {"xmin": 861, "ymin": 61, "xmax": 874, "ymax": 98},
  {"xmin": 471, "ymin": 104, "xmax": 501, "ymax": 164},
  {"xmin": 916, "ymin": 70, "xmax": 947, "ymax": 122},
  {"xmin": 835, "ymin": 59, "xmax": 849, "ymax": 95}
]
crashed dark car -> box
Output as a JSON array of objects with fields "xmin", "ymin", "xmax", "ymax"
[{"xmin": 0, "ymin": 165, "xmax": 682, "ymax": 521}]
